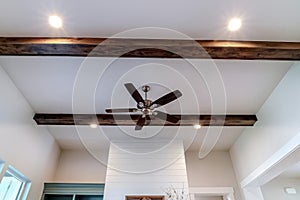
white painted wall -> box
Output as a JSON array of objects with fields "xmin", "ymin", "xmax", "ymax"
[
  {"xmin": 230, "ymin": 64, "xmax": 300, "ymax": 182},
  {"xmin": 0, "ymin": 66, "xmax": 60, "ymax": 199},
  {"xmin": 230, "ymin": 64, "xmax": 300, "ymax": 199},
  {"xmin": 53, "ymin": 149, "xmax": 107, "ymax": 183},
  {"xmin": 104, "ymin": 140, "xmax": 189, "ymax": 200},
  {"xmin": 186, "ymin": 151, "xmax": 241, "ymax": 199},
  {"xmin": 261, "ymin": 177, "xmax": 300, "ymax": 200}
]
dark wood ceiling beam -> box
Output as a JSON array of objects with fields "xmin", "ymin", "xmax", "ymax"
[
  {"xmin": 33, "ymin": 113, "xmax": 257, "ymax": 126},
  {"xmin": 1, "ymin": 37, "xmax": 300, "ymax": 60}
]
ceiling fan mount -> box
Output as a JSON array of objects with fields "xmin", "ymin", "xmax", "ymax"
[
  {"xmin": 105, "ymin": 83, "xmax": 182, "ymax": 130},
  {"xmin": 142, "ymin": 85, "xmax": 150, "ymax": 93},
  {"xmin": 137, "ymin": 85, "xmax": 152, "ymax": 109}
]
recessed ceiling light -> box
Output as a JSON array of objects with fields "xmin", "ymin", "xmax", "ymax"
[
  {"xmin": 90, "ymin": 123, "xmax": 98, "ymax": 128},
  {"xmin": 193, "ymin": 124, "xmax": 201, "ymax": 129},
  {"xmin": 228, "ymin": 18, "xmax": 242, "ymax": 31},
  {"xmin": 48, "ymin": 15, "xmax": 62, "ymax": 28}
]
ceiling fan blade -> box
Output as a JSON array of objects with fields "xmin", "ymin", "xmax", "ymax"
[
  {"xmin": 154, "ymin": 111, "xmax": 180, "ymax": 124},
  {"xmin": 124, "ymin": 83, "xmax": 144, "ymax": 105},
  {"xmin": 135, "ymin": 115, "xmax": 146, "ymax": 130},
  {"xmin": 150, "ymin": 90, "xmax": 182, "ymax": 108},
  {"xmin": 105, "ymin": 108, "xmax": 138, "ymax": 113}
]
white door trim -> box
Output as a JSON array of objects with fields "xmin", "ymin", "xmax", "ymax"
[
  {"xmin": 241, "ymin": 132, "xmax": 300, "ymax": 188},
  {"xmin": 189, "ymin": 187, "xmax": 235, "ymax": 200},
  {"xmin": 240, "ymin": 132, "xmax": 300, "ymax": 200}
]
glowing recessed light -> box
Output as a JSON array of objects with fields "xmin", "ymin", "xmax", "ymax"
[
  {"xmin": 48, "ymin": 15, "xmax": 63, "ymax": 28},
  {"xmin": 90, "ymin": 123, "xmax": 98, "ymax": 128},
  {"xmin": 228, "ymin": 18, "xmax": 242, "ymax": 31},
  {"xmin": 193, "ymin": 124, "xmax": 201, "ymax": 129}
]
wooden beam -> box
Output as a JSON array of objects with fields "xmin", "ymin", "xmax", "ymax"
[
  {"xmin": 33, "ymin": 113, "xmax": 257, "ymax": 126},
  {"xmin": 1, "ymin": 37, "xmax": 300, "ymax": 60}
]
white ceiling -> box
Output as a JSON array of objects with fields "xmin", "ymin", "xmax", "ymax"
[
  {"xmin": 0, "ymin": 0, "xmax": 300, "ymax": 41},
  {"xmin": 47, "ymin": 126, "xmax": 245, "ymax": 152},
  {"xmin": 0, "ymin": 0, "xmax": 299, "ymax": 154},
  {"xmin": 0, "ymin": 57, "xmax": 292, "ymax": 114},
  {"xmin": 278, "ymin": 161, "xmax": 300, "ymax": 179}
]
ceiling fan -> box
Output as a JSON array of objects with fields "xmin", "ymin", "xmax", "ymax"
[{"xmin": 105, "ymin": 83, "xmax": 182, "ymax": 130}]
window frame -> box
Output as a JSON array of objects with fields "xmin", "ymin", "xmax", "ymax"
[
  {"xmin": 0, "ymin": 165, "xmax": 31, "ymax": 200},
  {"xmin": 42, "ymin": 183, "xmax": 105, "ymax": 200}
]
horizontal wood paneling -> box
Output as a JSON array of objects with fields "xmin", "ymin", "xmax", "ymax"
[
  {"xmin": 106, "ymin": 169, "xmax": 187, "ymax": 176},
  {"xmin": 104, "ymin": 140, "xmax": 188, "ymax": 200}
]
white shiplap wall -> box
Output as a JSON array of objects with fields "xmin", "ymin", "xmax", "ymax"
[{"xmin": 104, "ymin": 140, "xmax": 189, "ymax": 200}]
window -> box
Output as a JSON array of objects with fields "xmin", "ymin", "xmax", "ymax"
[
  {"xmin": 0, "ymin": 165, "xmax": 31, "ymax": 200},
  {"xmin": 42, "ymin": 183, "xmax": 104, "ymax": 200}
]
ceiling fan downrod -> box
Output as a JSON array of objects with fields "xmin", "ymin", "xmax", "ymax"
[{"xmin": 141, "ymin": 85, "xmax": 153, "ymax": 116}]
